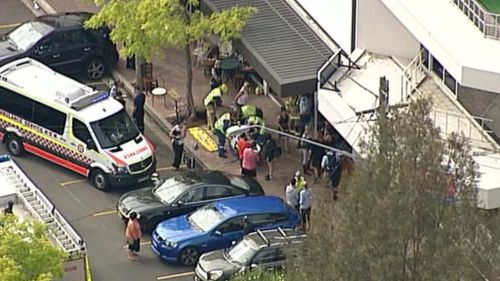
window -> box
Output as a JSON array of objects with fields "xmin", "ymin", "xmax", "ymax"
[
  {"xmin": 179, "ymin": 187, "xmax": 204, "ymax": 204},
  {"xmin": 36, "ymin": 33, "xmax": 63, "ymax": 54},
  {"xmin": 64, "ymin": 30, "xmax": 89, "ymax": 46},
  {"xmin": 205, "ymin": 186, "xmax": 243, "ymax": 200},
  {"xmin": 444, "ymin": 70, "xmax": 457, "ymax": 95},
  {"xmin": 247, "ymin": 213, "xmax": 286, "ymax": 228},
  {"xmin": 217, "ymin": 217, "xmax": 244, "ymax": 234},
  {"xmin": 420, "ymin": 45, "xmax": 430, "ymax": 69},
  {"xmin": 0, "ymin": 86, "xmax": 34, "ymax": 121},
  {"xmin": 432, "ymin": 56, "xmax": 444, "ymax": 80},
  {"xmin": 72, "ymin": 118, "xmax": 92, "ymax": 143},
  {"xmin": 33, "ymin": 102, "xmax": 67, "ymax": 135},
  {"xmin": 252, "ymin": 248, "xmax": 280, "ymax": 264}
]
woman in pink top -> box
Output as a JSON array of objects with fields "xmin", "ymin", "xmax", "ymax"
[
  {"xmin": 241, "ymin": 142, "xmax": 259, "ymax": 178},
  {"xmin": 125, "ymin": 212, "xmax": 142, "ymax": 260}
]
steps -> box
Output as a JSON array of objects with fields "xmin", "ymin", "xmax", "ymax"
[{"xmin": 0, "ymin": 155, "xmax": 85, "ymax": 259}]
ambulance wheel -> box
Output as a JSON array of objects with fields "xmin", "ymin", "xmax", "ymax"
[
  {"xmin": 6, "ymin": 135, "xmax": 24, "ymax": 157},
  {"xmin": 90, "ymin": 169, "xmax": 109, "ymax": 191}
]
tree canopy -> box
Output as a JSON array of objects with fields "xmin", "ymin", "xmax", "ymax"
[
  {"xmin": 0, "ymin": 214, "xmax": 66, "ymax": 281},
  {"xmin": 87, "ymin": 0, "xmax": 256, "ymax": 115},
  {"xmin": 283, "ymin": 98, "xmax": 500, "ymax": 281}
]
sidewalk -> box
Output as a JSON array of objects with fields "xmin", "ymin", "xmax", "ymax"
[{"xmin": 36, "ymin": 0, "xmax": 310, "ymax": 198}]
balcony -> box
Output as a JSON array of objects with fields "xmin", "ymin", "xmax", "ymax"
[{"xmin": 452, "ymin": 0, "xmax": 500, "ymax": 39}]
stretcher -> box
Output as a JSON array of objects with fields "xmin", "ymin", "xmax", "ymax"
[{"xmin": 188, "ymin": 127, "xmax": 218, "ymax": 152}]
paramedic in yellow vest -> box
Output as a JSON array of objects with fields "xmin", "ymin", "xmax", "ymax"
[
  {"xmin": 214, "ymin": 112, "xmax": 232, "ymax": 158},
  {"xmin": 247, "ymin": 115, "xmax": 266, "ymax": 144},
  {"xmin": 204, "ymin": 84, "xmax": 228, "ymax": 130},
  {"xmin": 239, "ymin": 104, "xmax": 264, "ymax": 124}
]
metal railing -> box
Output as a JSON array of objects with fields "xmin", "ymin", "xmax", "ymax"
[
  {"xmin": 401, "ymin": 52, "xmax": 426, "ymax": 102},
  {"xmin": 452, "ymin": 0, "xmax": 500, "ymax": 39}
]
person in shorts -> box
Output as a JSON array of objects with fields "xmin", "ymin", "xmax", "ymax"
[
  {"xmin": 125, "ymin": 212, "xmax": 142, "ymax": 260},
  {"xmin": 241, "ymin": 142, "xmax": 258, "ymax": 178},
  {"xmin": 299, "ymin": 183, "xmax": 313, "ymax": 233}
]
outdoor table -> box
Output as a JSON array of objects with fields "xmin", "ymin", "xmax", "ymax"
[
  {"xmin": 221, "ymin": 57, "xmax": 240, "ymax": 81},
  {"xmin": 151, "ymin": 87, "xmax": 167, "ymax": 106}
]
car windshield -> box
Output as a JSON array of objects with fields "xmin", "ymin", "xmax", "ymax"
[
  {"xmin": 228, "ymin": 176, "xmax": 250, "ymax": 191},
  {"xmin": 90, "ymin": 109, "xmax": 139, "ymax": 149},
  {"xmin": 226, "ymin": 237, "xmax": 259, "ymax": 265},
  {"xmin": 7, "ymin": 22, "xmax": 53, "ymax": 51},
  {"xmin": 153, "ymin": 176, "xmax": 194, "ymax": 204},
  {"xmin": 188, "ymin": 205, "xmax": 225, "ymax": 232}
]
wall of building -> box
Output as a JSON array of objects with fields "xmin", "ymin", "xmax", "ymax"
[
  {"xmin": 296, "ymin": 0, "xmax": 354, "ymax": 53},
  {"xmin": 357, "ymin": 0, "xmax": 419, "ymax": 61}
]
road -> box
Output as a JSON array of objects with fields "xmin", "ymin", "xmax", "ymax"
[{"xmin": 0, "ymin": 0, "xmax": 194, "ymax": 280}]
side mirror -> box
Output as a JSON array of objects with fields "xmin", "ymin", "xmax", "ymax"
[
  {"xmin": 212, "ymin": 230, "xmax": 222, "ymax": 237},
  {"xmin": 86, "ymin": 139, "xmax": 97, "ymax": 151},
  {"xmin": 231, "ymin": 240, "xmax": 237, "ymax": 246}
]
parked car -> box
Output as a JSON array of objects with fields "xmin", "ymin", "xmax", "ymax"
[
  {"xmin": 117, "ymin": 170, "xmax": 264, "ymax": 232},
  {"xmin": 151, "ymin": 196, "xmax": 300, "ymax": 266},
  {"xmin": 0, "ymin": 12, "xmax": 118, "ymax": 80},
  {"xmin": 194, "ymin": 228, "xmax": 306, "ymax": 281}
]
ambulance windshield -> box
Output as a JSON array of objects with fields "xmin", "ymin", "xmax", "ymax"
[{"xmin": 90, "ymin": 109, "xmax": 140, "ymax": 149}]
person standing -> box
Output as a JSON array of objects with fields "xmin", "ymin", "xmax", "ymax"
[
  {"xmin": 241, "ymin": 142, "xmax": 258, "ymax": 178},
  {"xmin": 214, "ymin": 112, "xmax": 232, "ymax": 158},
  {"xmin": 262, "ymin": 134, "xmax": 280, "ymax": 181},
  {"xmin": 277, "ymin": 106, "xmax": 290, "ymax": 150},
  {"xmin": 204, "ymin": 84, "xmax": 228, "ymax": 130},
  {"xmin": 298, "ymin": 94, "xmax": 311, "ymax": 134},
  {"xmin": 285, "ymin": 178, "xmax": 299, "ymax": 212},
  {"xmin": 236, "ymin": 134, "xmax": 251, "ymax": 167},
  {"xmin": 234, "ymin": 81, "xmax": 250, "ymax": 112},
  {"xmin": 3, "ymin": 200, "xmax": 14, "ymax": 215},
  {"xmin": 299, "ymin": 182, "xmax": 313, "ymax": 233},
  {"xmin": 299, "ymin": 126, "xmax": 312, "ymax": 175},
  {"xmin": 310, "ymin": 137, "xmax": 326, "ymax": 182},
  {"xmin": 125, "ymin": 212, "xmax": 142, "ymax": 260},
  {"xmin": 170, "ymin": 121, "xmax": 186, "ymax": 170},
  {"xmin": 211, "ymin": 60, "xmax": 222, "ymax": 89},
  {"xmin": 321, "ymin": 150, "xmax": 341, "ymax": 200},
  {"xmin": 132, "ymin": 87, "xmax": 146, "ymax": 134}
]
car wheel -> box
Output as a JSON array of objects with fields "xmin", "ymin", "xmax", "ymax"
[
  {"xmin": 179, "ymin": 247, "xmax": 199, "ymax": 266},
  {"xmin": 90, "ymin": 169, "xmax": 109, "ymax": 191},
  {"xmin": 84, "ymin": 58, "xmax": 105, "ymax": 80},
  {"xmin": 6, "ymin": 135, "xmax": 24, "ymax": 157}
]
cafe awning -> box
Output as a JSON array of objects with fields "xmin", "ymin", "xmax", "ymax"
[{"xmin": 201, "ymin": 0, "xmax": 336, "ymax": 97}]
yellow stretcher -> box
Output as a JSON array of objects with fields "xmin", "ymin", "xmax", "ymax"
[{"xmin": 188, "ymin": 127, "xmax": 218, "ymax": 152}]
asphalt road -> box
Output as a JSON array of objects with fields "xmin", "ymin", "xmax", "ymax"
[{"xmin": 0, "ymin": 1, "xmax": 195, "ymax": 280}]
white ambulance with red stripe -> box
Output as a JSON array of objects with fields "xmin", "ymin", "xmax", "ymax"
[{"xmin": 0, "ymin": 58, "xmax": 156, "ymax": 190}]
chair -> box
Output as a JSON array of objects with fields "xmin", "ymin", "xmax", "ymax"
[{"xmin": 141, "ymin": 63, "xmax": 154, "ymax": 92}]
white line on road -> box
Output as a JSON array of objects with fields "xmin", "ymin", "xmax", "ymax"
[
  {"xmin": 60, "ymin": 179, "xmax": 87, "ymax": 186},
  {"xmin": 156, "ymin": 272, "xmax": 194, "ymax": 280},
  {"xmin": 92, "ymin": 210, "xmax": 117, "ymax": 217},
  {"xmin": 0, "ymin": 23, "xmax": 21, "ymax": 29}
]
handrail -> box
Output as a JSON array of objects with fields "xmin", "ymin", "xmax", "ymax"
[{"xmin": 451, "ymin": 0, "xmax": 500, "ymax": 39}]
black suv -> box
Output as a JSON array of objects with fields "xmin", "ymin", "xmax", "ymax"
[
  {"xmin": 0, "ymin": 12, "xmax": 118, "ymax": 80},
  {"xmin": 194, "ymin": 228, "xmax": 306, "ymax": 281}
]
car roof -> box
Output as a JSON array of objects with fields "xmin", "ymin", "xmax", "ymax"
[
  {"xmin": 36, "ymin": 12, "xmax": 93, "ymax": 30},
  {"xmin": 184, "ymin": 170, "xmax": 230, "ymax": 186},
  {"xmin": 248, "ymin": 228, "xmax": 306, "ymax": 248},
  {"xmin": 214, "ymin": 196, "xmax": 287, "ymax": 216}
]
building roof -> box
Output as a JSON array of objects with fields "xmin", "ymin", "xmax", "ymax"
[
  {"xmin": 201, "ymin": 0, "xmax": 335, "ymax": 97},
  {"xmin": 214, "ymin": 196, "xmax": 287, "ymax": 217}
]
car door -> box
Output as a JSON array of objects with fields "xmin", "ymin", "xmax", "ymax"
[
  {"xmin": 204, "ymin": 185, "xmax": 245, "ymax": 202},
  {"xmin": 58, "ymin": 29, "xmax": 94, "ymax": 73},
  {"xmin": 169, "ymin": 187, "xmax": 205, "ymax": 218},
  {"xmin": 31, "ymin": 32, "xmax": 67, "ymax": 71},
  {"xmin": 250, "ymin": 248, "xmax": 285, "ymax": 272},
  {"xmin": 202, "ymin": 216, "xmax": 245, "ymax": 253}
]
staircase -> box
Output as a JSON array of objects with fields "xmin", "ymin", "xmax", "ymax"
[{"xmin": 0, "ymin": 156, "xmax": 85, "ymax": 259}]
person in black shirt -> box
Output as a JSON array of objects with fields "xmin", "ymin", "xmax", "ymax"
[
  {"xmin": 3, "ymin": 200, "xmax": 14, "ymax": 215},
  {"xmin": 132, "ymin": 87, "xmax": 146, "ymax": 134}
]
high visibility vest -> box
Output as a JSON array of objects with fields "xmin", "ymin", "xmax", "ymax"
[
  {"xmin": 247, "ymin": 115, "xmax": 265, "ymax": 134},
  {"xmin": 214, "ymin": 112, "xmax": 232, "ymax": 133},
  {"xmin": 204, "ymin": 87, "xmax": 223, "ymax": 106},
  {"xmin": 241, "ymin": 105, "xmax": 257, "ymax": 119},
  {"xmin": 295, "ymin": 175, "xmax": 306, "ymax": 189}
]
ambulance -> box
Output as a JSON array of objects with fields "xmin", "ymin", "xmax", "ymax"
[{"xmin": 0, "ymin": 58, "xmax": 156, "ymax": 190}]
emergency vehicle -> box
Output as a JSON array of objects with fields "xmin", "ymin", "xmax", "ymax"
[
  {"xmin": 0, "ymin": 155, "xmax": 90, "ymax": 281},
  {"xmin": 0, "ymin": 58, "xmax": 156, "ymax": 190}
]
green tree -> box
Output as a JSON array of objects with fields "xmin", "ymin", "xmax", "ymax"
[
  {"xmin": 231, "ymin": 270, "xmax": 284, "ymax": 281},
  {"xmin": 286, "ymin": 98, "xmax": 500, "ymax": 281},
  {"xmin": 87, "ymin": 0, "xmax": 256, "ymax": 117},
  {"xmin": 0, "ymin": 214, "xmax": 66, "ymax": 281}
]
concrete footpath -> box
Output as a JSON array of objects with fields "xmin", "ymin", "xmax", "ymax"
[{"xmin": 33, "ymin": 0, "xmax": 311, "ymax": 197}]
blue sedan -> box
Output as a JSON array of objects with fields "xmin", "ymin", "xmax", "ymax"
[{"xmin": 151, "ymin": 196, "xmax": 300, "ymax": 265}]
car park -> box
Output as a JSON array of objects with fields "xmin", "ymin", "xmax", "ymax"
[
  {"xmin": 151, "ymin": 196, "xmax": 300, "ymax": 266},
  {"xmin": 0, "ymin": 12, "xmax": 118, "ymax": 80},
  {"xmin": 117, "ymin": 170, "xmax": 265, "ymax": 232},
  {"xmin": 194, "ymin": 227, "xmax": 306, "ymax": 281}
]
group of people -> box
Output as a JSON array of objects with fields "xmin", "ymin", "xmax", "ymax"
[
  {"xmin": 285, "ymin": 172, "xmax": 313, "ymax": 233},
  {"xmin": 109, "ymin": 81, "xmax": 147, "ymax": 135}
]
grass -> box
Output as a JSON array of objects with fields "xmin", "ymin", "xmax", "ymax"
[{"xmin": 478, "ymin": 0, "xmax": 500, "ymax": 14}]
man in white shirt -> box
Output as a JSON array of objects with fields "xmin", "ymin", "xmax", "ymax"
[
  {"xmin": 285, "ymin": 178, "xmax": 299, "ymax": 211},
  {"xmin": 299, "ymin": 182, "xmax": 313, "ymax": 232}
]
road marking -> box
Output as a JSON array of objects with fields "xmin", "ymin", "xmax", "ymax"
[
  {"xmin": 156, "ymin": 272, "xmax": 194, "ymax": 280},
  {"xmin": 122, "ymin": 241, "xmax": 150, "ymax": 248},
  {"xmin": 60, "ymin": 179, "xmax": 87, "ymax": 186},
  {"xmin": 92, "ymin": 210, "xmax": 117, "ymax": 217},
  {"xmin": 157, "ymin": 165, "xmax": 187, "ymax": 171},
  {"xmin": 0, "ymin": 23, "xmax": 20, "ymax": 29}
]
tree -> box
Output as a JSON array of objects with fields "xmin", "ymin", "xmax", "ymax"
[
  {"xmin": 86, "ymin": 0, "xmax": 256, "ymax": 117},
  {"xmin": 231, "ymin": 270, "xmax": 284, "ymax": 281},
  {"xmin": 0, "ymin": 214, "xmax": 66, "ymax": 281},
  {"xmin": 286, "ymin": 98, "xmax": 500, "ymax": 281}
]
